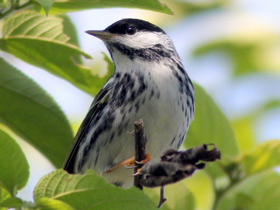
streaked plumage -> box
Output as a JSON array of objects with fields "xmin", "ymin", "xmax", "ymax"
[{"xmin": 63, "ymin": 19, "xmax": 194, "ymax": 188}]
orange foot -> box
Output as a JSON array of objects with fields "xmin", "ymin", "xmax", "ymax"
[{"xmin": 105, "ymin": 154, "xmax": 152, "ymax": 173}]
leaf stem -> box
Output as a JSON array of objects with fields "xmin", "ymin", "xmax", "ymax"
[
  {"xmin": 212, "ymin": 176, "xmax": 243, "ymax": 210},
  {"xmin": 0, "ymin": 0, "xmax": 34, "ymax": 19}
]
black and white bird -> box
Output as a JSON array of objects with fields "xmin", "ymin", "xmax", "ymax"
[{"xmin": 63, "ymin": 19, "xmax": 195, "ymax": 188}]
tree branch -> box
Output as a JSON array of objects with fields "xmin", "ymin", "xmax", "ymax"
[
  {"xmin": 133, "ymin": 119, "xmax": 147, "ymax": 190},
  {"xmin": 132, "ymin": 119, "xmax": 221, "ymax": 209}
]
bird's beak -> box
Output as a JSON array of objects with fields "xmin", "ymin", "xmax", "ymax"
[{"xmin": 85, "ymin": 30, "xmax": 115, "ymax": 41}]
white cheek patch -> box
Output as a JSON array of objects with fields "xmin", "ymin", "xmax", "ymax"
[{"xmin": 111, "ymin": 31, "xmax": 165, "ymax": 49}]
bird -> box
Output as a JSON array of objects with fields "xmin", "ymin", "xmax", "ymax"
[{"xmin": 63, "ymin": 19, "xmax": 195, "ymax": 188}]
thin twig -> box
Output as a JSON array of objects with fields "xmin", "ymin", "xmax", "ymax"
[{"xmin": 133, "ymin": 119, "xmax": 147, "ymax": 190}]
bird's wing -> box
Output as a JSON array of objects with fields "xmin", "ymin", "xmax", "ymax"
[{"xmin": 63, "ymin": 78, "xmax": 114, "ymax": 173}]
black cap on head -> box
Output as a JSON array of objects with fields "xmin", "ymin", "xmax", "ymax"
[{"xmin": 104, "ymin": 19, "xmax": 165, "ymax": 35}]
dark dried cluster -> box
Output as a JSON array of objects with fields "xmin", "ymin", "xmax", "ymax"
[
  {"xmin": 140, "ymin": 145, "xmax": 221, "ymax": 188},
  {"xmin": 133, "ymin": 119, "xmax": 221, "ymax": 208}
]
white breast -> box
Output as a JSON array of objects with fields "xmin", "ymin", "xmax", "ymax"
[{"xmin": 98, "ymin": 58, "xmax": 192, "ymax": 187}]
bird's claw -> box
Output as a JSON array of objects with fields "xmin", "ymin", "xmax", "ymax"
[{"xmin": 135, "ymin": 154, "xmax": 152, "ymax": 165}]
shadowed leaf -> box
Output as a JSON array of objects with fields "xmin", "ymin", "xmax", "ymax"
[
  {"xmin": 35, "ymin": 0, "xmax": 54, "ymax": 15},
  {"xmin": 0, "ymin": 58, "xmax": 73, "ymax": 167},
  {"xmin": 0, "ymin": 130, "xmax": 29, "ymax": 195}
]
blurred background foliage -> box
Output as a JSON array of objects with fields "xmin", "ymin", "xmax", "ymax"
[{"xmin": 0, "ymin": 0, "xmax": 280, "ymax": 209}]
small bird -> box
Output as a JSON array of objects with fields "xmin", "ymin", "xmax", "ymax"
[{"xmin": 63, "ymin": 19, "xmax": 195, "ymax": 188}]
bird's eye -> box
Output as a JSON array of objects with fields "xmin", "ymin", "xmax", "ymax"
[{"xmin": 126, "ymin": 26, "xmax": 136, "ymax": 35}]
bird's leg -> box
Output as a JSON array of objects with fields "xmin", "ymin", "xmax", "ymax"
[
  {"xmin": 105, "ymin": 154, "xmax": 151, "ymax": 173},
  {"xmin": 158, "ymin": 186, "xmax": 167, "ymax": 209}
]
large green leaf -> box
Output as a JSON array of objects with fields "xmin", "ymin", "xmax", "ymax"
[
  {"xmin": 216, "ymin": 171, "xmax": 280, "ymax": 210},
  {"xmin": 0, "ymin": 130, "xmax": 29, "ymax": 195},
  {"xmin": 0, "ymin": 10, "xmax": 111, "ymax": 96},
  {"xmin": 0, "ymin": 58, "xmax": 73, "ymax": 167},
  {"xmin": 185, "ymin": 83, "xmax": 239, "ymax": 177},
  {"xmin": 240, "ymin": 140, "xmax": 280, "ymax": 176},
  {"xmin": 49, "ymin": 0, "xmax": 172, "ymax": 15},
  {"xmin": 34, "ymin": 169, "xmax": 157, "ymax": 210}
]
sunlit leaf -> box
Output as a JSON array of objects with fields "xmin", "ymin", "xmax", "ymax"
[
  {"xmin": 36, "ymin": 197, "xmax": 74, "ymax": 210},
  {"xmin": 50, "ymin": 0, "xmax": 172, "ymax": 15},
  {"xmin": 162, "ymin": 181, "xmax": 194, "ymax": 210},
  {"xmin": 185, "ymin": 83, "xmax": 239, "ymax": 178},
  {"xmin": 217, "ymin": 171, "xmax": 280, "ymax": 210},
  {"xmin": 0, "ymin": 58, "xmax": 73, "ymax": 167},
  {"xmin": 34, "ymin": 169, "xmax": 157, "ymax": 210},
  {"xmin": 183, "ymin": 171, "xmax": 214, "ymax": 210},
  {"xmin": 0, "ymin": 186, "xmax": 22, "ymax": 210},
  {"xmin": 232, "ymin": 99, "xmax": 280, "ymax": 152},
  {"xmin": 232, "ymin": 116, "xmax": 256, "ymax": 152},
  {"xmin": 240, "ymin": 140, "xmax": 280, "ymax": 176},
  {"xmin": 0, "ymin": 187, "xmax": 10, "ymax": 203},
  {"xmin": 0, "ymin": 130, "xmax": 29, "ymax": 195},
  {"xmin": 0, "ymin": 10, "xmax": 110, "ymax": 96}
]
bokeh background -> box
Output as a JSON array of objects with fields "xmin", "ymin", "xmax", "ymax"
[{"xmin": 1, "ymin": 0, "xmax": 280, "ymax": 208}]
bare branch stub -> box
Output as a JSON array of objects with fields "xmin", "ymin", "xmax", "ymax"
[{"xmin": 133, "ymin": 119, "xmax": 147, "ymax": 190}]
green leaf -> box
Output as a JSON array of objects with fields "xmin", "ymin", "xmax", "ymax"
[
  {"xmin": 217, "ymin": 171, "xmax": 280, "ymax": 210},
  {"xmin": 240, "ymin": 140, "xmax": 280, "ymax": 176},
  {"xmin": 162, "ymin": 181, "xmax": 194, "ymax": 210},
  {"xmin": 0, "ymin": 130, "xmax": 29, "ymax": 195},
  {"xmin": 0, "ymin": 10, "xmax": 110, "ymax": 96},
  {"xmin": 60, "ymin": 14, "xmax": 80, "ymax": 46},
  {"xmin": 183, "ymin": 171, "xmax": 214, "ymax": 210},
  {"xmin": 0, "ymin": 197, "xmax": 22, "ymax": 209},
  {"xmin": 36, "ymin": 197, "xmax": 74, "ymax": 210},
  {"xmin": 50, "ymin": 0, "xmax": 172, "ymax": 15},
  {"xmin": 193, "ymin": 36, "xmax": 280, "ymax": 76},
  {"xmin": 185, "ymin": 83, "xmax": 239, "ymax": 177},
  {"xmin": 0, "ymin": 0, "xmax": 9, "ymax": 10},
  {"xmin": 34, "ymin": 169, "xmax": 157, "ymax": 210},
  {"xmin": 35, "ymin": 0, "xmax": 54, "ymax": 15},
  {"xmin": 144, "ymin": 180, "xmax": 195, "ymax": 210},
  {"xmin": 0, "ymin": 58, "xmax": 73, "ymax": 167},
  {"xmin": 232, "ymin": 116, "xmax": 256, "ymax": 152},
  {"xmin": 0, "ymin": 187, "xmax": 10, "ymax": 203}
]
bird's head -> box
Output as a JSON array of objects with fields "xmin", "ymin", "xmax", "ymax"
[{"xmin": 86, "ymin": 19, "xmax": 178, "ymax": 62}]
